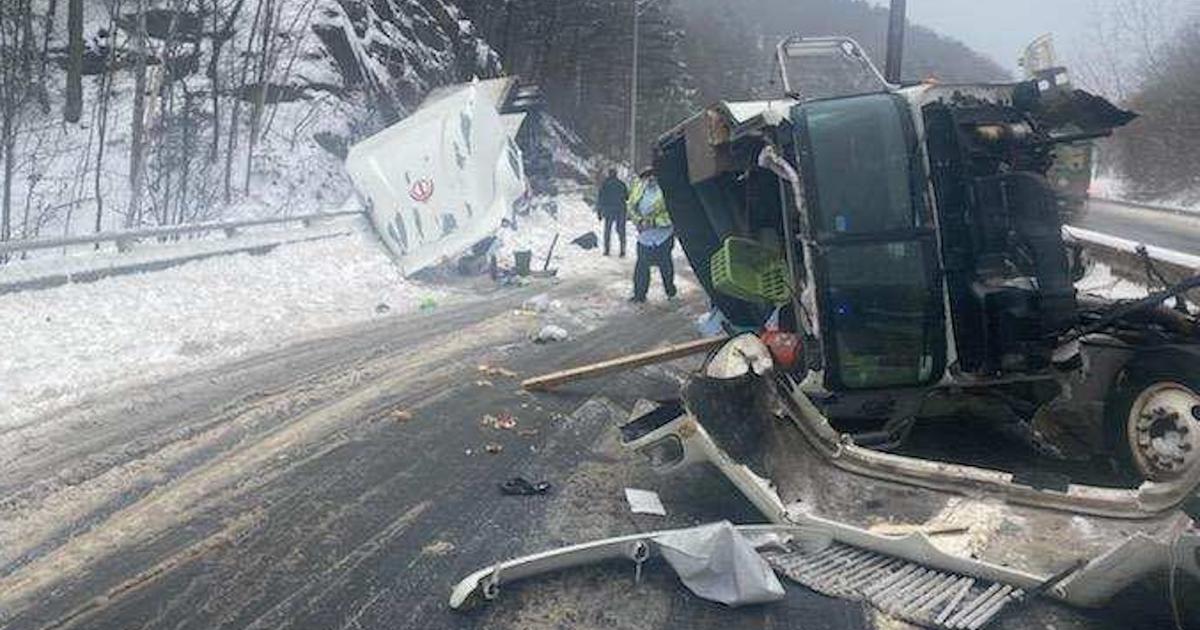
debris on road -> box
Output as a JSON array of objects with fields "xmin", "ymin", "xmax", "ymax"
[
  {"xmin": 655, "ymin": 521, "xmax": 785, "ymax": 606},
  {"xmin": 422, "ymin": 540, "xmax": 457, "ymax": 557},
  {"xmin": 391, "ymin": 409, "xmax": 414, "ymax": 422},
  {"xmin": 448, "ymin": 524, "xmax": 804, "ymax": 610},
  {"xmin": 570, "ymin": 232, "xmax": 598, "ymax": 250},
  {"xmin": 522, "ymin": 336, "xmax": 726, "ymax": 391},
  {"xmin": 532, "ymin": 324, "xmax": 569, "ymax": 343},
  {"xmin": 521, "ymin": 293, "xmax": 561, "ymax": 313},
  {"xmin": 484, "ymin": 443, "xmax": 504, "ymax": 454},
  {"xmin": 499, "ymin": 476, "xmax": 552, "ymax": 496},
  {"xmin": 624, "ymin": 488, "xmax": 667, "ymax": 516},
  {"xmin": 481, "ymin": 413, "xmax": 517, "ymax": 430},
  {"xmin": 477, "ymin": 364, "xmax": 518, "ymax": 378}
]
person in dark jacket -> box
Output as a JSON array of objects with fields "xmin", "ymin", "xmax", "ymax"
[{"xmin": 596, "ymin": 169, "xmax": 629, "ymax": 257}]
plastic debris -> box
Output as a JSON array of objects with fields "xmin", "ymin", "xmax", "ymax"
[
  {"xmin": 522, "ymin": 293, "xmax": 561, "ymax": 313},
  {"xmin": 624, "ymin": 488, "xmax": 667, "ymax": 516},
  {"xmin": 654, "ymin": 521, "xmax": 786, "ymax": 606},
  {"xmin": 533, "ymin": 324, "xmax": 569, "ymax": 344},
  {"xmin": 392, "ymin": 410, "xmax": 414, "ymax": 422},
  {"xmin": 695, "ymin": 308, "xmax": 728, "ymax": 337},
  {"xmin": 482, "ymin": 413, "xmax": 517, "ymax": 430},
  {"xmin": 571, "ymin": 231, "xmax": 599, "ymax": 250},
  {"xmin": 419, "ymin": 297, "xmax": 438, "ymax": 311}
]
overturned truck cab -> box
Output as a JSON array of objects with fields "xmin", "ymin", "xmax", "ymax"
[{"xmin": 638, "ymin": 36, "xmax": 1200, "ymax": 612}]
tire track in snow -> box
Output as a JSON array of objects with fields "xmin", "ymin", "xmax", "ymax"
[{"xmin": 0, "ymin": 309, "xmax": 529, "ymax": 623}]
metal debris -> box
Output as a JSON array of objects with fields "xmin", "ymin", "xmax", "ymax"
[{"xmin": 763, "ymin": 542, "xmax": 1025, "ymax": 629}]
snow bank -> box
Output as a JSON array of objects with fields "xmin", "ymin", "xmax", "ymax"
[
  {"xmin": 0, "ymin": 223, "xmax": 453, "ymax": 428},
  {"xmin": 1091, "ymin": 175, "xmax": 1200, "ymax": 215},
  {"xmin": 0, "ymin": 191, "xmax": 702, "ymax": 430}
]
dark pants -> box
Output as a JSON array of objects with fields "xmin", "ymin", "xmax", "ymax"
[
  {"xmin": 633, "ymin": 238, "xmax": 677, "ymax": 301},
  {"xmin": 603, "ymin": 214, "xmax": 626, "ymax": 256}
]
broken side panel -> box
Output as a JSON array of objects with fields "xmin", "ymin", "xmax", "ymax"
[
  {"xmin": 345, "ymin": 78, "xmax": 528, "ymax": 276},
  {"xmin": 922, "ymin": 99, "xmax": 1078, "ymax": 375}
]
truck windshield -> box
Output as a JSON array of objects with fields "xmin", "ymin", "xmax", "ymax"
[
  {"xmin": 805, "ymin": 94, "xmax": 921, "ymax": 236},
  {"xmin": 825, "ymin": 242, "xmax": 938, "ymax": 389},
  {"xmin": 796, "ymin": 94, "xmax": 943, "ymax": 390}
]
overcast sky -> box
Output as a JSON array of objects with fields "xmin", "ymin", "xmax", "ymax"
[
  {"xmin": 868, "ymin": 0, "xmax": 1095, "ymax": 73},
  {"xmin": 868, "ymin": 0, "xmax": 1194, "ymax": 76}
]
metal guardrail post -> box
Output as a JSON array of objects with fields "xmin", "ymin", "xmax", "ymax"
[{"xmin": 0, "ymin": 210, "xmax": 363, "ymax": 257}]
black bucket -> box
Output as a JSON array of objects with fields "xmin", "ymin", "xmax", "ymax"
[{"xmin": 514, "ymin": 250, "xmax": 532, "ymax": 276}]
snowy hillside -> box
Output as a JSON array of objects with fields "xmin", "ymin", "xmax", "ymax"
[{"xmin": 2, "ymin": 0, "xmax": 500, "ymax": 243}]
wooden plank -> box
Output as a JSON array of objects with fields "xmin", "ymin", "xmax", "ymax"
[{"xmin": 522, "ymin": 336, "xmax": 727, "ymax": 392}]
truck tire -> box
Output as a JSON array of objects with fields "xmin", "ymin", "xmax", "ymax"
[{"xmin": 1107, "ymin": 353, "xmax": 1200, "ymax": 482}]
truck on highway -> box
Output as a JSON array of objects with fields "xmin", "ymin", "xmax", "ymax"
[
  {"xmin": 620, "ymin": 33, "xmax": 1200, "ymax": 618},
  {"xmin": 451, "ymin": 24, "xmax": 1200, "ymax": 630}
]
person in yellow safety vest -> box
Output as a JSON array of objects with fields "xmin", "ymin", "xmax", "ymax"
[{"xmin": 626, "ymin": 167, "xmax": 677, "ymax": 303}]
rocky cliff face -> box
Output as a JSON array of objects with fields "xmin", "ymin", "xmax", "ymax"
[{"xmin": 4, "ymin": 0, "xmax": 503, "ymax": 240}]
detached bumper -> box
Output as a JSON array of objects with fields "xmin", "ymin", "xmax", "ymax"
[{"xmin": 619, "ymin": 376, "xmax": 1200, "ymax": 609}]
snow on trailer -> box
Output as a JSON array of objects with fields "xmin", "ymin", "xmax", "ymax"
[{"xmin": 345, "ymin": 77, "xmax": 530, "ymax": 276}]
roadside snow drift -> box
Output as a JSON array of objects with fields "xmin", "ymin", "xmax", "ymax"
[{"xmin": 0, "ymin": 220, "xmax": 451, "ymax": 429}]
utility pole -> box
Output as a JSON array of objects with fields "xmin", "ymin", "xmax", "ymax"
[
  {"xmin": 884, "ymin": 0, "xmax": 906, "ymax": 84},
  {"xmin": 628, "ymin": 0, "xmax": 639, "ymax": 170}
]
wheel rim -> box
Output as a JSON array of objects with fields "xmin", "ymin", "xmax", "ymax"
[{"xmin": 1126, "ymin": 382, "xmax": 1200, "ymax": 481}]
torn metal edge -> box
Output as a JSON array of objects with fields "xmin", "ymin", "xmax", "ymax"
[
  {"xmin": 773, "ymin": 375, "xmax": 1200, "ymax": 521},
  {"xmin": 657, "ymin": 389, "xmax": 1200, "ymax": 607}
]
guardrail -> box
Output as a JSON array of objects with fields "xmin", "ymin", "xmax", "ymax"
[
  {"xmin": 1091, "ymin": 197, "xmax": 1199, "ymax": 220},
  {"xmin": 0, "ymin": 210, "xmax": 363, "ymax": 257},
  {"xmin": 1064, "ymin": 225, "xmax": 1200, "ymax": 291}
]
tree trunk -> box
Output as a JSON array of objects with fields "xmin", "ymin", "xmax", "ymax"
[
  {"xmin": 244, "ymin": 0, "xmax": 277, "ymax": 193},
  {"xmin": 94, "ymin": 2, "xmax": 120, "ymax": 235},
  {"xmin": 207, "ymin": 0, "xmax": 247, "ymax": 162},
  {"xmin": 64, "ymin": 0, "xmax": 83, "ymax": 122},
  {"xmin": 127, "ymin": 0, "xmax": 148, "ymax": 227},
  {"xmin": 178, "ymin": 90, "xmax": 193, "ymax": 224},
  {"xmin": 1, "ymin": 112, "xmax": 13, "ymax": 247},
  {"xmin": 224, "ymin": 0, "xmax": 264, "ymax": 202}
]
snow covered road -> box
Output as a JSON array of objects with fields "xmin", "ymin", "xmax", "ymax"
[{"xmin": 0, "ymin": 194, "xmax": 694, "ymax": 432}]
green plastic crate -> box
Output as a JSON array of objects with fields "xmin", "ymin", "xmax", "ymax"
[{"xmin": 709, "ymin": 236, "xmax": 793, "ymax": 305}]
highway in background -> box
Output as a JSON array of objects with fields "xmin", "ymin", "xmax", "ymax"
[{"xmin": 1074, "ymin": 198, "xmax": 1200, "ymax": 255}]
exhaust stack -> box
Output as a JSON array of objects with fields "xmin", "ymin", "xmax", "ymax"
[{"xmin": 884, "ymin": 0, "xmax": 906, "ymax": 83}]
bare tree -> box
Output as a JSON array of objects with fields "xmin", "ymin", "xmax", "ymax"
[
  {"xmin": 1, "ymin": 0, "xmax": 39, "ymax": 251},
  {"xmin": 244, "ymin": 0, "xmax": 278, "ymax": 193},
  {"xmin": 94, "ymin": 0, "xmax": 122, "ymax": 235},
  {"xmin": 65, "ymin": 0, "xmax": 83, "ymax": 122},
  {"xmin": 208, "ymin": 0, "xmax": 248, "ymax": 162},
  {"xmin": 127, "ymin": 0, "xmax": 149, "ymax": 227},
  {"xmin": 223, "ymin": 0, "xmax": 265, "ymax": 202}
]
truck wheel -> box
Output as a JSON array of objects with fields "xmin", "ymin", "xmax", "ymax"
[{"xmin": 1110, "ymin": 363, "xmax": 1200, "ymax": 482}]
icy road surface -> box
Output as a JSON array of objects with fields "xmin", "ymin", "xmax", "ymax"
[{"xmin": 0, "ymin": 195, "xmax": 681, "ymax": 431}]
